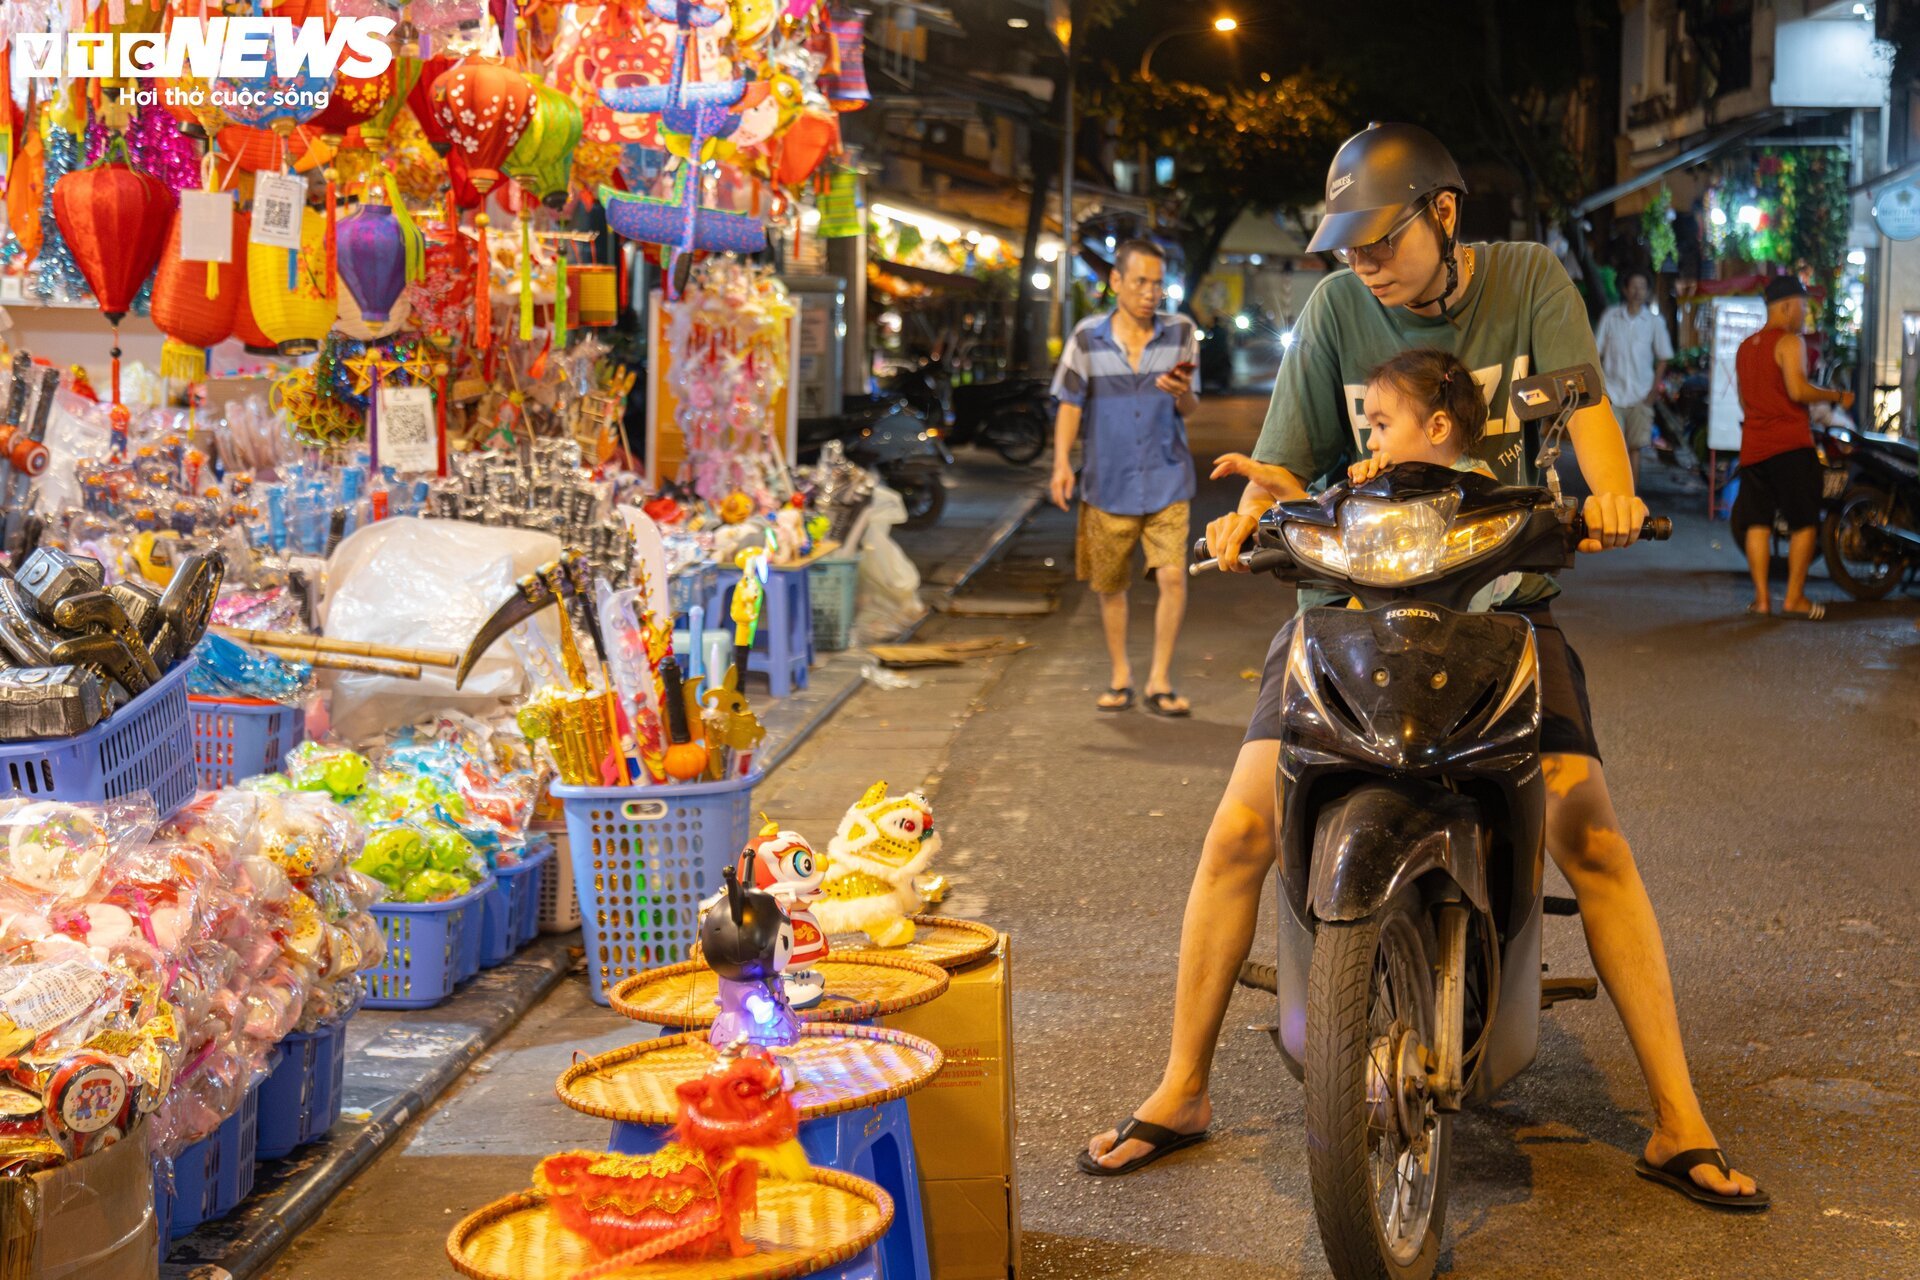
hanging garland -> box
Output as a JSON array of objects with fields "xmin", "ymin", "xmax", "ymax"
[
  {"xmin": 1641, "ymin": 186, "xmax": 1678, "ymax": 275},
  {"xmin": 1706, "ymin": 146, "xmax": 1852, "ymax": 348}
]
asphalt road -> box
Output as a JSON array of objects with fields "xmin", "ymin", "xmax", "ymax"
[{"xmin": 950, "ymin": 396, "xmax": 1920, "ymax": 1279}]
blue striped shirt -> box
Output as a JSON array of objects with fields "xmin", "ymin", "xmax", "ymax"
[{"xmin": 1050, "ymin": 310, "xmax": 1199, "ymax": 516}]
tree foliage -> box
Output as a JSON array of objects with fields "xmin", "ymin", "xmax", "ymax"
[{"xmin": 1083, "ymin": 69, "xmax": 1349, "ymax": 293}]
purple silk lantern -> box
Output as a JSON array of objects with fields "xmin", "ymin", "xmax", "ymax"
[{"xmin": 336, "ymin": 204, "xmax": 410, "ymax": 323}]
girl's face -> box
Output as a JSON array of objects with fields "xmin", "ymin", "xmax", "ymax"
[{"xmin": 1361, "ymin": 380, "xmax": 1461, "ymax": 466}]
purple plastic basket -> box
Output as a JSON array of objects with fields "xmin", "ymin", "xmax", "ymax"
[
  {"xmin": 0, "ymin": 658, "xmax": 198, "ymax": 819},
  {"xmin": 364, "ymin": 879, "xmax": 490, "ymax": 1009},
  {"xmin": 189, "ymin": 695, "xmax": 306, "ymax": 789}
]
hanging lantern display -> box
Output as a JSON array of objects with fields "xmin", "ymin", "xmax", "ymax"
[
  {"xmin": 150, "ymin": 199, "xmax": 245, "ymax": 382},
  {"xmin": 428, "ymin": 58, "xmax": 536, "ymax": 195},
  {"xmin": 213, "ymin": 46, "xmax": 330, "ymax": 140},
  {"xmin": 775, "ymin": 109, "xmax": 838, "ymax": 188},
  {"xmin": 560, "ymin": 21, "xmax": 674, "ymax": 147},
  {"xmin": 357, "ymin": 57, "xmax": 424, "ymax": 149},
  {"xmin": 246, "ymin": 207, "xmax": 338, "ymax": 356},
  {"xmin": 335, "ymin": 199, "xmax": 423, "ymax": 324},
  {"xmin": 231, "ymin": 222, "xmax": 279, "ymax": 357},
  {"xmin": 405, "ymin": 215, "xmax": 474, "ymax": 347},
  {"xmin": 569, "ymin": 263, "xmax": 618, "ymax": 327},
  {"xmin": 390, "ymin": 109, "xmax": 451, "ymax": 204},
  {"xmin": 336, "ymin": 277, "xmax": 414, "ymax": 341},
  {"xmin": 412, "ymin": 0, "xmax": 487, "ymax": 46},
  {"xmin": 215, "ymin": 124, "xmax": 325, "ymax": 174},
  {"xmin": 815, "ymin": 167, "xmax": 863, "ymax": 238},
  {"xmin": 503, "ymin": 79, "xmax": 584, "ymax": 211},
  {"xmin": 821, "ymin": 12, "xmax": 871, "ymax": 112}
]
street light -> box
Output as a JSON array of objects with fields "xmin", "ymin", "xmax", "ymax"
[{"xmin": 1139, "ymin": 13, "xmax": 1239, "ymax": 80}]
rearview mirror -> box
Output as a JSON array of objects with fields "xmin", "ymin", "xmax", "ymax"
[{"xmin": 1509, "ymin": 364, "xmax": 1604, "ymax": 423}]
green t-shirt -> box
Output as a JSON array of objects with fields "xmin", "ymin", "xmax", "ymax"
[{"xmin": 1253, "ymin": 241, "xmax": 1603, "ymax": 489}]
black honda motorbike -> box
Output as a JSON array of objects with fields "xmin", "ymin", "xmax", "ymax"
[
  {"xmin": 797, "ymin": 394, "xmax": 953, "ymax": 530},
  {"xmin": 1817, "ymin": 423, "xmax": 1920, "ymax": 599},
  {"xmin": 1197, "ymin": 365, "xmax": 1668, "ymax": 1280}
]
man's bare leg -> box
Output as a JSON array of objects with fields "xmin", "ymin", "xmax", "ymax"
[
  {"xmin": 1086, "ymin": 740, "xmax": 1279, "ymax": 1167},
  {"xmin": 1143, "ymin": 565, "xmax": 1189, "ymax": 712},
  {"xmin": 1742, "ymin": 525, "xmax": 1773, "ymax": 614},
  {"xmin": 1781, "ymin": 526, "xmax": 1820, "ymax": 614},
  {"xmin": 1096, "ymin": 588, "xmax": 1131, "ymax": 708},
  {"xmin": 1542, "ymin": 755, "xmax": 1760, "ymax": 1198}
]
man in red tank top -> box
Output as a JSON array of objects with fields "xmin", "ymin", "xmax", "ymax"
[{"xmin": 1733, "ymin": 276, "xmax": 1853, "ymax": 619}]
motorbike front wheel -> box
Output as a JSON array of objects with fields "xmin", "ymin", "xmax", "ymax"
[
  {"xmin": 988, "ymin": 407, "xmax": 1050, "ymax": 466},
  {"xmin": 1823, "ymin": 483, "xmax": 1905, "ymax": 600},
  {"xmin": 1307, "ymin": 905, "xmax": 1450, "ymax": 1280},
  {"xmin": 893, "ymin": 475, "xmax": 948, "ymax": 529}
]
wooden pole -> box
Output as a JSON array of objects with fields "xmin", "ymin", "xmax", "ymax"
[
  {"xmin": 255, "ymin": 645, "xmax": 424, "ymax": 680},
  {"xmin": 213, "ymin": 627, "xmax": 459, "ymax": 667}
]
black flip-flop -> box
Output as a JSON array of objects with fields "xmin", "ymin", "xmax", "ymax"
[
  {"xmin": 1778, "ymin": 603, "xmax": 1826, "ymax": 621},
  {"xmin": 1633, "ymin": 1148, "xmax": 1770, "ymax": 1212},
  {"xmin": 1143, "ymin": 691, "xmax": 1191, "ymax": 718},
  {"xmin": 1097, "ymin": 686, "xmax": 1134, "ymax": 712},
  {"xmin": 1076, "ymin": 1117, "xmax": 1209, "ymax": 1177}
]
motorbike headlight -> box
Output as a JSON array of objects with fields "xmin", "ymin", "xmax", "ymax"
[
  {"xmin": 1283, "ymin": 521, "xmax": 1348, "ymax": 576},
  {"xmin": 1437, "ymin": 510, "xmax": 1526, "ymax": 572},
  {"xmin": 1337, "ymin": 495, "xmax": 1460, "ymax": 586}
]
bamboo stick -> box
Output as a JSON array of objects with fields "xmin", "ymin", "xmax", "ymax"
[
  {"xmin": 256, "ymin": 645, "xmax": 424, "ymax": 680},
  {"xmin": 213, "ymin": 627, "xmax": 459, "ymax": 668}
]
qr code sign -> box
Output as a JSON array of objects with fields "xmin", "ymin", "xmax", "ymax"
[
  {"xmin": 260, "ymin": 196, "xmax": 293, "ymax": 232},
  {"xmin": 250, "ymin": 173, "xmax": 306, "ymax": 249},
  {"xmin": 378, "ymin": 385, "xmax": 439, "ymax": 471}
]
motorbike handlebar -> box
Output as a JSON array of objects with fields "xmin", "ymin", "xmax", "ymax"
[
  {"xmin": 1569, "ymin": 513, "xmax": 1672, "ymax": 543},
  {"xmin": 1187, "ymin": 511, "xmax": 1673, "ymax": 576}
]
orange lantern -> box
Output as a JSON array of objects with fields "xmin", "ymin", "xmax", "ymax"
[
  {"xmin": 150, "ymin": 200, "xmax": 245, "ymax": 382},
  {"xmin": 427, "ymin": 58, "xmax": 535, "ymax": 194},
  {"xmin": 216, "ymin": 124, "xmax": 325, "ymax": 174},
  {"xmin": 245, "ymin": 208, "xmax": 339, "ymax": 357}
]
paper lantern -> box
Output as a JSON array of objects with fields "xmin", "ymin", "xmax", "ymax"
[
  {"xmin": 311, "ymin": 60, "xmax": 398, "ymax": 142},
  {"xmin": 504, "ymin": 79, "xmax": 584, "ymax": 210},
  {"xmin": 150, "ymin": 201, "xmax": 245, "ymax": 382},
  {"xmin": 246, "ymin": 208, "xmax": 339, "ymax": 357},
  {"xmin": 52, "ymin": 149, "xmax": 175, "ymax": 326},
  {"xmin": 335, "ymin": 279, "xmax": 413, "ymax": 341},
  {"xmin": 216, "ymin": 124, "xmax": 326, "ymax": 174},
  {"xmin": 821, "ymin": 14, "xmax": 871, "ymax": 112},
  {"xmin": 775, "ymin": 110, "xmax": 838, "ymax": 188},
  {"xmin": 358, "ymin": 57, "xmax": 424, "ymax": 148},
  {"xmin": 232, "ymin": 219, "xmax": 279, "ymax": 356},
  {"xmin": 428, "ymin": 58, "xmax": 536, "ymax": 194},
  {"xmin": 335, "ymin": 203, "xmax": 416, "ymax": 323},
  {"xmin": 405, "ymin": 216, "xmax": 474, "ymax": 346},
  {"xmin": 406, "ymin": 57, "xmax": 459, "ymax": 155},
  {"xmin": 569, "ymin": 264, "xmax": 618, "ymax": 327}
]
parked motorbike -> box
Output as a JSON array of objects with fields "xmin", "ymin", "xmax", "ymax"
[
  {"xmin": 1817, "ymin": 423, "xmax": 1920, "ymax": 599},
  {"xmin": 797, "ymin": 394, "xmax": 953, "ymax": 530},
  {"xmin": 883, "ymin": 358, "xmax": 1053, "ymax": 465},
  {"xmin": 1197, "ymin": 365, "xmax": 1668, "ymax": 1280}
]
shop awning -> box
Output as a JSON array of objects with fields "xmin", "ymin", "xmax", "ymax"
[
  {"xmin": 872, "ymin": 259, "xmax": 992, "ymax": 295},
  {"xmin": 1572, "ymin": 112, "xmax": 1786, "ymax": 217}
]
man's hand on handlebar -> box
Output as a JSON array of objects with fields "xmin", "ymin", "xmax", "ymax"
[
  {"xmin": 1204, "ymin": 511, "xmax": 1261, "ymax": 573},
  {"xmin": 1578, "ymin": 493, "xmax": 1651, "ymax": 553}
]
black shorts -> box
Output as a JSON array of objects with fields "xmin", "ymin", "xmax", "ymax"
[
  {"xmin": 1244, "ymin": 603, "xmax": 1602, "ymax": 761},
  {"xmin": 1730, "ymin": 447, "xmax": 1822, "ymax": 535}
]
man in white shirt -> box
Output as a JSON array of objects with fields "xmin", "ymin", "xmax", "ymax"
[{"xmin": 1594, "ymin": 270, "xmax": 1674, "ymax": 486}]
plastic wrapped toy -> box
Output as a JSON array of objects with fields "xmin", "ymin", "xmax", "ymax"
[
  {"xmin": 535, "ymin": 1046, "xmax": 808, "ymax": 1265},
  {"xmin": 815, "ymin": 782, "xmax": 941, "ymax": 948},
  {"xmin": 286, "ymin": 742, "xmax": 372, "ymax": 799},
  {"xmin": 188, "ymin": 633, "xmax": 316, "ymax": 704}
]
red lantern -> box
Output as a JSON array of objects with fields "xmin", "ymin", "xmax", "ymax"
[
  {"xmin": 312, "ymin": 60, "xmax": 398, "ymax": 143},
  {"xmin": 408, "ymin": 56, "xmax": 459, "ymax": 155},
  {"xmin": 52, "ymin": 148, "xmax": 175, "ymax": 326},
  {"xmin": 150, "ymin": 201, "xmax": 245, "ymax": 382},
  {"xmin": 428, "ymin": 58, "xmax": 535, "ymax": 194},
  {"xmin": 216, "ymin": 123, "xmax": 325, "ymax": 174}
]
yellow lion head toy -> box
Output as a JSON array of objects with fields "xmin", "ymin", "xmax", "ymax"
[{"xmin": 813, "ymin": 782, "xmax": 940, "ymax": 948}]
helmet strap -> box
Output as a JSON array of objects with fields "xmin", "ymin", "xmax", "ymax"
[{"xmin": 1409, "ymin": 204, "xmax": 1463, "ymax": 319}]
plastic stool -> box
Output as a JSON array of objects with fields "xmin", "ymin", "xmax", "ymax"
[
  {"xmin": 607, "ymin": 1098, "xmax": 928, "ymax": 1280},
  {"xmin": 714, "ymin": 566, "xmax": 814, "ymax": 698}
]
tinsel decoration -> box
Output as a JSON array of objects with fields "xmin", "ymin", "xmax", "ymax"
[
  {"xmin": 86, "ymin": 103, "xmax": 201, "ymax": 196},
  {"xmin": 28, "ymin": 126, "xmax": 93, "ymax": 306}
]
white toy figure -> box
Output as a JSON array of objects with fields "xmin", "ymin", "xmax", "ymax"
[{"xmin": 815, "ymin": 782, "xmax": 941, "ymax": 948}]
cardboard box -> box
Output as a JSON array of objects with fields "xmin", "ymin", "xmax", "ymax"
[
  {"xmin": 883, "ymin": 934, "xmax": 1018, "ymax": 1277},
  {"xmin": 27, "ymin": 1120, "xmax": 158, "ymax": 1280}
]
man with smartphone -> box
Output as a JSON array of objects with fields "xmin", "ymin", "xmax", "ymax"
[{"xmin": 1048, "ymin": 239, "xmax": 1201, "ymax": 716}]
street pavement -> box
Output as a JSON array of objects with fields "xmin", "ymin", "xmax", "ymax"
[{"xmin": 269, "ymin": 396, "xmax": 1918, "ymax": 1280}]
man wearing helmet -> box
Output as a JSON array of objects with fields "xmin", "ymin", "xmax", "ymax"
[{"xmin": 1081, "ymin": 123, "xmax": 1764, "ymax": 1210}]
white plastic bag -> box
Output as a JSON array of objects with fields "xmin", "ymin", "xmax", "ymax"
[
  {"xmin": 853, "ymin": 484, "xmax": 925, "ymax": 643},
  {"xmin": 321, "ymin": 517, "xmax": 563, "ymax": 743}
]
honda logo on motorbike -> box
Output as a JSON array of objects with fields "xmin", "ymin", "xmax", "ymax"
[{"xmin": 1386, "ymin": 607, "xmax": 1441, "ymax": 623}]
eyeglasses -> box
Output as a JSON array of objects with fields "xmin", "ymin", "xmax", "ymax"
[{"xmin": 1336, "ymin": 200, "xmax": 1433, "ymax": 267}]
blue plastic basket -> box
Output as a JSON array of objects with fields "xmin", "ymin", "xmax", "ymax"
[
  {"xmin": 480, "ymin": 844, "xmax": 553, "ymax": 966},
  {"xmin": 189, "ymin": 695, "xmax": 306, "ymax": 790},
  {"xmin": 255, "ymin": 1018, "xmax": 349, "ymax": 1160},
  {"xmin": 364, "ymin": 879, "xmax": 490, "ymax": 1009},
  {"xmin": 553, "ymin": 775, "xmax": 759, "ymax": 1005},
  {"xmin": 0, "ymin": 657, "xmax": 198, "ymax": 819},
  {"xmin": 169, "ymin": 1079, "xmax": 259, "ymax": 1239},
  {"xmin": 456, "ymin": 875, "xmax": 489, "ymax": 979}
]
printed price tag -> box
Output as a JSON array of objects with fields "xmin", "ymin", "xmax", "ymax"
[
  {"xmin": 376, "ymin": 383, "xmax": 440, "ymax": 473},
  {"xmin": 249, "ymin": 172, "xmax": 306, "ymax": 250},
  {"xmin": 179, "ymin": 189, "xmax": 235, "ymax": 263}
]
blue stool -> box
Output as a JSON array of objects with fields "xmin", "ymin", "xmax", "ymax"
[
  {"xmin": 713, "ymin": 566, "xmax": 814, "ymax": 698},
  {"xmin": 607, "ymin": 1098, "xmax": 929, "ymax": 1280}
]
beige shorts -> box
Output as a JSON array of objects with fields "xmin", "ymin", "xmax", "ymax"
[
  {"xmin": 1076, "ymin": 501, "xmax": 1190, "ymax": 595},
  {"xmin": 1619, "ymin": 402, "xmax": 1655, "ymax": 451}
]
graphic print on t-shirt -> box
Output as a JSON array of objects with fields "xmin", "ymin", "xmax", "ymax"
[{"xmin": 1342, "ymin": 355, "xmax": 1533, "ymax": 460}]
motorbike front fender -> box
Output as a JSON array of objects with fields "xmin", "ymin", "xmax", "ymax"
[{"xmin": 1307, "ymin": 781, "xmax": 1490, "ymax": 923}]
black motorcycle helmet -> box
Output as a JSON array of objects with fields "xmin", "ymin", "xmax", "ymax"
[{"xmin": 1308, "ymin": 122, "xmax": 1470, "ymax": 313}]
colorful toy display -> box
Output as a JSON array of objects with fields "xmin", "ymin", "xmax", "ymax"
[
  {"xmin": 534, "ymin": 1045, "xmax": 808, "ymax": 1266},
  {"xmin": 816, "ymin": 782, "xmax": 943, "ymax": 948},
  {"xmin": 699, "ymin": 866, "xmax": 800, "ymax": 1049},
  {"xmin": 735, "ymin": 821, "xmax": 828, "ymax": 1005}
]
